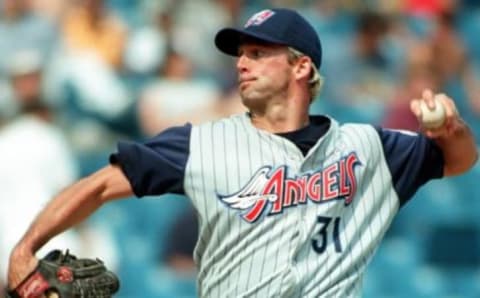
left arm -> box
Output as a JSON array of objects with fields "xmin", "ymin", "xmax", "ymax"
[{"xmin": 411, "ymin": 89, "xmax": 478, "ymax": 176}]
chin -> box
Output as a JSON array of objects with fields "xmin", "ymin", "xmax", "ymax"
[{"xmin": 240, "ymin": 95, "xmax": 265, "ymax": 112}]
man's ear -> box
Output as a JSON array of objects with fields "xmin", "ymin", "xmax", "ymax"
[{"xmin": 293, "ymin": 56, "xmax": 312, "ymax": 81}]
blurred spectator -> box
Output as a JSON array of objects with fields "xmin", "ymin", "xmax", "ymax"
[
  {"xmin": 299, "ymin": 0, "xmax": 356, "ymax": 109},
  {"xmin": 138, "ymin": 50, "xmax": 222, "ymax": 136},
  {"xmin": 139, "ymin": 0, "xmax": 176, "ymax": 36},
  {"xmin": 0, "ymin": 0, "xmax": 58, "ymax": 75},
  {"xmin": 382, "ymin": 43, "xmax": 440, "ymax": 130},
  {"xmin": 404, "ymin": 0, "xmax": 443, "ymax": 16},
  {"xmin": 0, "ymin": 49, "xmax": 119, "ymax": 285},
  {"xmin": 163, "ymin": 205, "xmax": 198, "ymax": 274},
  {"xmin": 46, "ymin": 51, "xmax": 133, "ymax": 124},
  {"xmin": 217, "ymin": 0, "xmax": 243, "ymax": 22},
  {"xmin": 28, "ymin": 0, "xmax": 70, "ymax": 22},
  {"xmin": 123, "ymin": 1, "xmax": 172, "ymax": 78},
  {"xmin": 42, "ymin": 0, "xmax": 136, "ymax": 154},
  {"xmin": 404, "ymin": 0, "xmax": 461, "ymax": 16},
  {"xmin": 45, "ymin": 0, "xmax": 144, "ymax": 145},
  {"xmin": 0, "ymin": 79, "xmax": 16, "ymax": 123},
  {"xmin": 0, "ymin": 50, "xmax": 82, "ymax": 282},
  {"xmin": 312, "ymin": 11, "xmax": 402, "ymax": 124},
  {"xmin": 123, "ymin": 23, "xmax": 167, "ymax": 78},
  {"xmin": 41, "ymin": 49, "xmax": 136, "ymax": 176},
  {"xmin": 347, "ymin": 11, "xmax": 399, "ymax": 104},
  {"xmin": 61, "ymin": 0, "xmax": 127, "ymax": 70},
  {"xmin": 429, "ymin": 9, "xmax": 480, "ymax": 117},
  {"xmin": 152, "ymin": 205, "xmax": 199, "ymax": 297},
  {"xmin": 168, "ymin": 0, "xmax": 235, "ymax": 80}
]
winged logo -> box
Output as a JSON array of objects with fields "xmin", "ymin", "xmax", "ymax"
[
  {"xmin": 217, "ymin": 153, "xmax": 361, "ymax": 223},
  {"xmin": 218, "ymin": 166, "xmax": 277, "ymax": 210}
]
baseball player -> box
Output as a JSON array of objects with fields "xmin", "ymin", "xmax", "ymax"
[{"xmin": 6, "ymin": 8, "xmax": 478, "ymax": 298}]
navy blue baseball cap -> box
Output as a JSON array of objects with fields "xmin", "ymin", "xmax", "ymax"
[{"xmin": 215, "ymin": 8, "xmax": 322, "ymax": 69}]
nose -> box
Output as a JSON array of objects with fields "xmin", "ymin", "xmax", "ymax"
[{"xmin": 236, "ymin": 54, "xmax": 248, "ymax": 73}]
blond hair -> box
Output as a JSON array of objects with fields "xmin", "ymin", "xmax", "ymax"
[{"xmin": 287, "ymin": 47, "xmax": 324, "ymax": 102}]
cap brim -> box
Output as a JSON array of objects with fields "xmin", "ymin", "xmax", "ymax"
[{"xmin": 214, "ymin": 28, "xmax": 288, "ymax": 57}]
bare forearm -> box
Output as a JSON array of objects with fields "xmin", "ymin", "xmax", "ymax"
[
  {"xmin": 8, "ymin": 165, "xmax": 132, "ymax": 289},
  {"xmin": 14, "ymin": 177, "xmax": 104, "ymax": 256},
  {"xmin": 12, "ymin": 165, "xmax": 131, "ymax": 256},
  {"xmin": 435, "ymin": 118, "xmax": 478, "ymax": 176}
]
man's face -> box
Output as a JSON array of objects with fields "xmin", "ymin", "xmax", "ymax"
[
  {"xmin": 2, "ymin": 0, "xmax": 26, "ymax": 17},
  {"xmin": 236, "ymin": 42, "xmax": 293, "ymax": 109},
  {"xmin": 11, "ymin": 72, "xmax": 42, "ymax": 104}
]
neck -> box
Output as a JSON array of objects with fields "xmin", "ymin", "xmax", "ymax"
[{"xmin": 249, "ymin": 94, "xmax": 310, "ymax": 133}]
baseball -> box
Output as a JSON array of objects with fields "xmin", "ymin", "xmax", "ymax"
[{"xmin": 419, "ymin": 96, "xmax": 446, "ymax": 129}]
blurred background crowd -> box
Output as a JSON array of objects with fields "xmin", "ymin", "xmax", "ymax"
[{"xmin": 0, "ymin": 0, "xmax": 479, "ymax": 297}]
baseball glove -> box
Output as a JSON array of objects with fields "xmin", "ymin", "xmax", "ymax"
[{"xmin": 8, "ymin": 249, "xmax": 120, "ymax": 298}]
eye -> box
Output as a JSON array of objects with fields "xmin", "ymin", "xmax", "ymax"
[{"xmin": 251, "ymin": 48, "xmax": 266, "ymax": 59}]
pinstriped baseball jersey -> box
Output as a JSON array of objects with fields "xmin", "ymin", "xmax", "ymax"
[
  {"xmin": 184, "ymin": 113, "xmax": 397, "ymax": 298},
  {"xmin": 111, "ymin": 112, "xmax": 443, "ymax": 297}
]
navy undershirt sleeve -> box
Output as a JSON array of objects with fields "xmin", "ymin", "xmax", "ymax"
[
  {"xmin": 376, "ymin": 127, "xmax": 445, "ymax": 207},
  {"xmin": 109, "ymin": 124, "xmax": 192, "ymax": 197}
]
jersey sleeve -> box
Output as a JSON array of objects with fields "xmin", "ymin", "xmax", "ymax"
[
  {"xmin": 376, "ymin": 127, "xmax": 445, "ymax": 207},
  {"xmin": 109, "ymin": 124, "xmax": 192, "ymax": 197}
]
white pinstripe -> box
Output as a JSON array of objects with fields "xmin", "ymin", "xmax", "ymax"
[{"xmin": 184, "ymin": 113, "xmax": 401, "ymax": 297}]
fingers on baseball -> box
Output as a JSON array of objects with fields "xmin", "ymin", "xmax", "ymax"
[
  {"xmin": 435, "ymin": 93, "xmax": 457, "ymax": 119},
  {"xmin": 422, "ymin": 88, "xmax": 436, "ymax": 109},
  {"xmin": 409, "ymin": 99, "xmax": 422, "ymax": 118},
  {"xmin": 411, "ymin": 88, "xmax": 437, "ymax": 117},
  {"xmin": 411, "ymin": 90, "xmax": 462, "ymax": 138},
  {"xmin": 434, "ymin": 94, "xmax": 458, "ymax": 131},
  {"xmin": 424, "ymin": 93, "xmax": 461, "ymax": 138}
]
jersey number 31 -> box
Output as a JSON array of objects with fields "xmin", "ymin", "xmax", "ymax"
[{"xmin": 312, "ymin": 216, "xmax": 343, "ymax": 254}]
